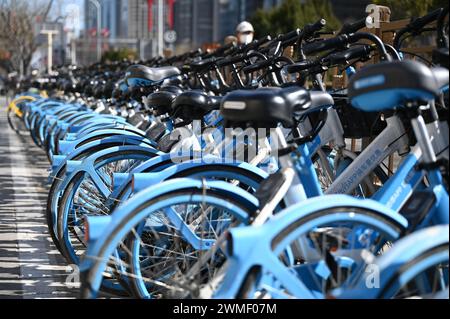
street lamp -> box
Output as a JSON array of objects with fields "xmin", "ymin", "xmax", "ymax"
[
  {"xmin": 41, "ymin": 29, "xmax": 59, "ymax": 74},
  {"xmin": 89, "ymin": 0, "xmax": 102, "ymax": 62},
  {"xmin": 157, "ymin": 0, "xmax": 164, "ymax": 57}
]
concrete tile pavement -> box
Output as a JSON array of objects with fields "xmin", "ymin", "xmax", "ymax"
[{"xmin": 0, "ymin": 96, "xmax": 77, "ymax": 299}]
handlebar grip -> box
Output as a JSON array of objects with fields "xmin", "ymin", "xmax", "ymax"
[
  {"xmin": 191, "ymin": 48, "xmax": 203, "ymax": 57},
  {"xmin": 285, "ymin": 60, "xmax": 318, "ymax": 73},
  {"xmin": 242, "ymin": 59, "xmax": 273, "ymax": 74},
  {"xmin": 214, "ymin": 42, "xmax": 236, "ymax": 56},
  {"xmin": 326, "ymin": 45, "xmax": 373, "ymax": 65},
  {"xmin": 279, "ymin": 29, "xmax": 301, "ymax": 42},
  {"xmin": 338, "ymin": 18, "xmax": 367, "ymax": 35},
  {"xmin": 224, "ymin": 44, "xmax": 239, "ymax": 56},
  {"xmin": 303, "ymin": 19, "xmax": 327, "ymax": 39},
  {"xmin": 245, "ymin": 35, "xmax": 272, "ymax": 52},
  {"xmin": 216, "ymin": 55, "xmax": 244, "ymax": 67},
  {"xmin": 257, "ymin": 35, "xmax": 272, "ymax": 46},
  {"xmin": 409, "ymin": 8, "xmax": 443, "ymax": 32},
  {"xmin": 239, "ymin": 40, "xmax": 258, "ymax": 52},
  {"xmin": 303, "ymin": 34, "xmax": 349, "ymax": 55}
]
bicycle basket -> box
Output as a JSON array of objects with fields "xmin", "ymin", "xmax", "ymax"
[{"xmin": 333, "ymin": 93, "xmax": 386, "ymax": 139}]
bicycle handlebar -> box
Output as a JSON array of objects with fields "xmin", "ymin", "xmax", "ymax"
[
  {"xmin": 302, "ymin": 19, "xmax": 327, "ymax": 40},
  {"xmin": 243, "ymin": 35, "xmax": 272, "ymax": 53},
  {"xmin": 242, "ymin": 58, "xmax": 274, "ymax": 74},
  {"xmin": 303, "ymin": 32, "xmax": 390, "ymax": 61},
  {"xmin": 216, "ymin": 54, "xmax": 245, "ymax": 68},
  {"xmin": 409, "ymin": 8, "xmax": 443, "ymax": 33},
  {"xmin": 393, "ymin": 8, "xmax": 444, "ymax": 49},
  {"xmin": 325, "ymin": 44, "xmax": 373, "ymax": 65},
  {"xmin": 285, "ymin": 60, "xmax": 319, "ymax": 73},
  {"xmin": 338, "ymin": 18, "xmax": 367, "ymax": 35},
  {"xmin": 303, "ymin": 34, "xmax": 349, "ymax": 55},
  {"xmin": 203, "ymin": 42, "xmax": 236, "ymax": 59},
  {"xmin": 286, "ymin": 45, "xmax": 372, "ymax": 73},
  {"xmin": 279, "ymin": 29, "xmax": 301, "ymax": 42}
]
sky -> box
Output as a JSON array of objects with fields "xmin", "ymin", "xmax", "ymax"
[{"xmin": 46, "ymin": 0, "xmax": 85, "ymax": 35}]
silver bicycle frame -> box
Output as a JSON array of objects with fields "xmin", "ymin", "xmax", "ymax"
[{"xmin": 326, "ymin": 115, "xmax": 410, "ymax": 195}]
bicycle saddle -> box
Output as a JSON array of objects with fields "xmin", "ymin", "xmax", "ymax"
[
  {"xmin": 93, "ymin": 82, "xmax": 105, "ymax": 99},
  {"xmin": 349, "ymin": 60, "xmax": 447, "ymax": 112},
  {"xmin": 221, "ymin": 86, "xmax": 333, "ymax": 129},
  {"xmin": 102, "ymin": 82, "xmax": 115, "ymax": 99},
  {"xmin": 147, "ymin": 89, "xmax": 181, "ymax": 116},
  {"xmin": 112, "ymin": 80, "xmax": 129, "ymax": 100},
  {"xmin": 63, "ymin": 80, "xmax": 76, "ymax": 93},
  {"xmin": 125, "ymin": 64, "xmax": 181, "ymax": 88},
  {"xmin": 171, "ymin": 91, "xmax": 222, "ymax": 121},
  {"xmin": 84, "ymin": 81, "xmax": 95, "ymax": 96},
  {"xmin": 75, "ymin": 79, "xmax": 86, "ymax": 93},
  {"xmin": 160, "ymin": 85, "xmax": 184, "ymax": 95},
  {"xmin": 432, "ymin": 67, "xmax": 449, "ymax": 90}
]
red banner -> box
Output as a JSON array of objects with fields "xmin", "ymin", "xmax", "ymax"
[
  {"xmin": 148, "ymin": 0, "xmax": 153, "ymax": 32},
  {"xmin": 167, "ymin": 0, "xmax": 175, "ymax": 29},
  {"xmin": 148, "ymin": 0, "xmax": 175, "ymax": 32}
]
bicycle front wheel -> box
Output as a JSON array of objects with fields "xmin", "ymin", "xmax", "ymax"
[{"xmin": 80, "ymin": 180, "xmax": 258, "ymax": 299}]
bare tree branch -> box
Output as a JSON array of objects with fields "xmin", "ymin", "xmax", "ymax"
[{"xmin": 0, "ymin": 0, "xmax": 55, "ymax": 75}]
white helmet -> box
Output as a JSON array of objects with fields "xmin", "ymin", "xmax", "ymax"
[{"xmin": 236, "ymin": 21, "xmax": 254, "ymax": 34}]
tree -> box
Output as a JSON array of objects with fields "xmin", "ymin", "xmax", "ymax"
[
  {"xmin": 373, "ymin": 0, "xmax": 448, "ymax": 20},
  {"xmin": 101, "ymin": 48, "xmax": 138, "ymax": 63},
  {"xmin": 250, "ymin": 0, "xmax": 341, "ymax": 38},
  {"xmin": 0, "ymin": 0, "xmax": 54, "ymax": 76}
]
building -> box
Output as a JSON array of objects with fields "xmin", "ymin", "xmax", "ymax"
[
  {"xmin": 84, "ymin": 0, "xmax": 174, "ymax": 52},
  {"xmin": 83, "ymin": 0, "xmax": 305, "ymax": 56},
  {"xmin": 83, "ymin": 0, "xmax": 158, "ymax": 63},
  {"xmin": 173, "ymin": 0, "xmax": 219, "ymax": 51},
  {"xmin": 173, "ymin": 0, "xmax": 283, "ymax": 50},
  {"xmin": 81, "ymin": 0, "xmax": 374, "ymax": 60},
  {"xmin": 84, "ymin": 0, "xmax": 128, "ymax": 39},
  {"xmin": 218, "ymin": 0, "xmax": 245, "ymax": 42},
  {"xmin": 127, "ymin": 0, "xmax": 151, "ymax": 39}
]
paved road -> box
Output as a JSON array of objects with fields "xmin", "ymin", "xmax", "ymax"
[{"xmin": 0, "ymin": 96, "xmax": 77, "ymax": 299}]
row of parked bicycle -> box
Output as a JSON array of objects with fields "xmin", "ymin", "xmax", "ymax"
[{"xmin": 5, "ymin": 7, "xmax": 449, "ymax": 299}]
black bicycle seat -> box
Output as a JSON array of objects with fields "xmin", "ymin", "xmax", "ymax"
[
  {"xmin": 220, "ymin": 86, "xmax": 333, "ymax": 129},
  {"xmin": 171, "ymin": 91, "xmax": 222, "ymax": 121},
  {"xmin": 83, "ymin": 80, "xmax": 95, "ymax": 96},
  {"xmin": 63, "ymin": 80, "xmax": 76, "ymax": 93},
  {"xmin": 160, "ymin": 85, "xmax": 184, "ymax": 95},
  {"xmin": 147, "ymin": 91, "xmax": 179, "ymax": 116},
  {"xmin": 102, "ymin": 82, "xmax": 115, "ymax": 99},
  {"xmin": 93, "ymin": 82, "xmax": 105, "ymax": 99}
]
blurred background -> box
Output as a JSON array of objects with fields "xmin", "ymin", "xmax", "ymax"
[{"xmin": 0, "ymin": 0, "xmax": 447, "ymax": 79}]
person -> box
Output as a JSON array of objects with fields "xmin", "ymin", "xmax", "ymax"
[{"xmin": 236, "ymin": 21, "xmax": 255, "ymax": 45}]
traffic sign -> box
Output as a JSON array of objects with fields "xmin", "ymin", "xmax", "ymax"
[{"xmin": 164, "ymin": 30, "xmax": 177, "ymax": 43}]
